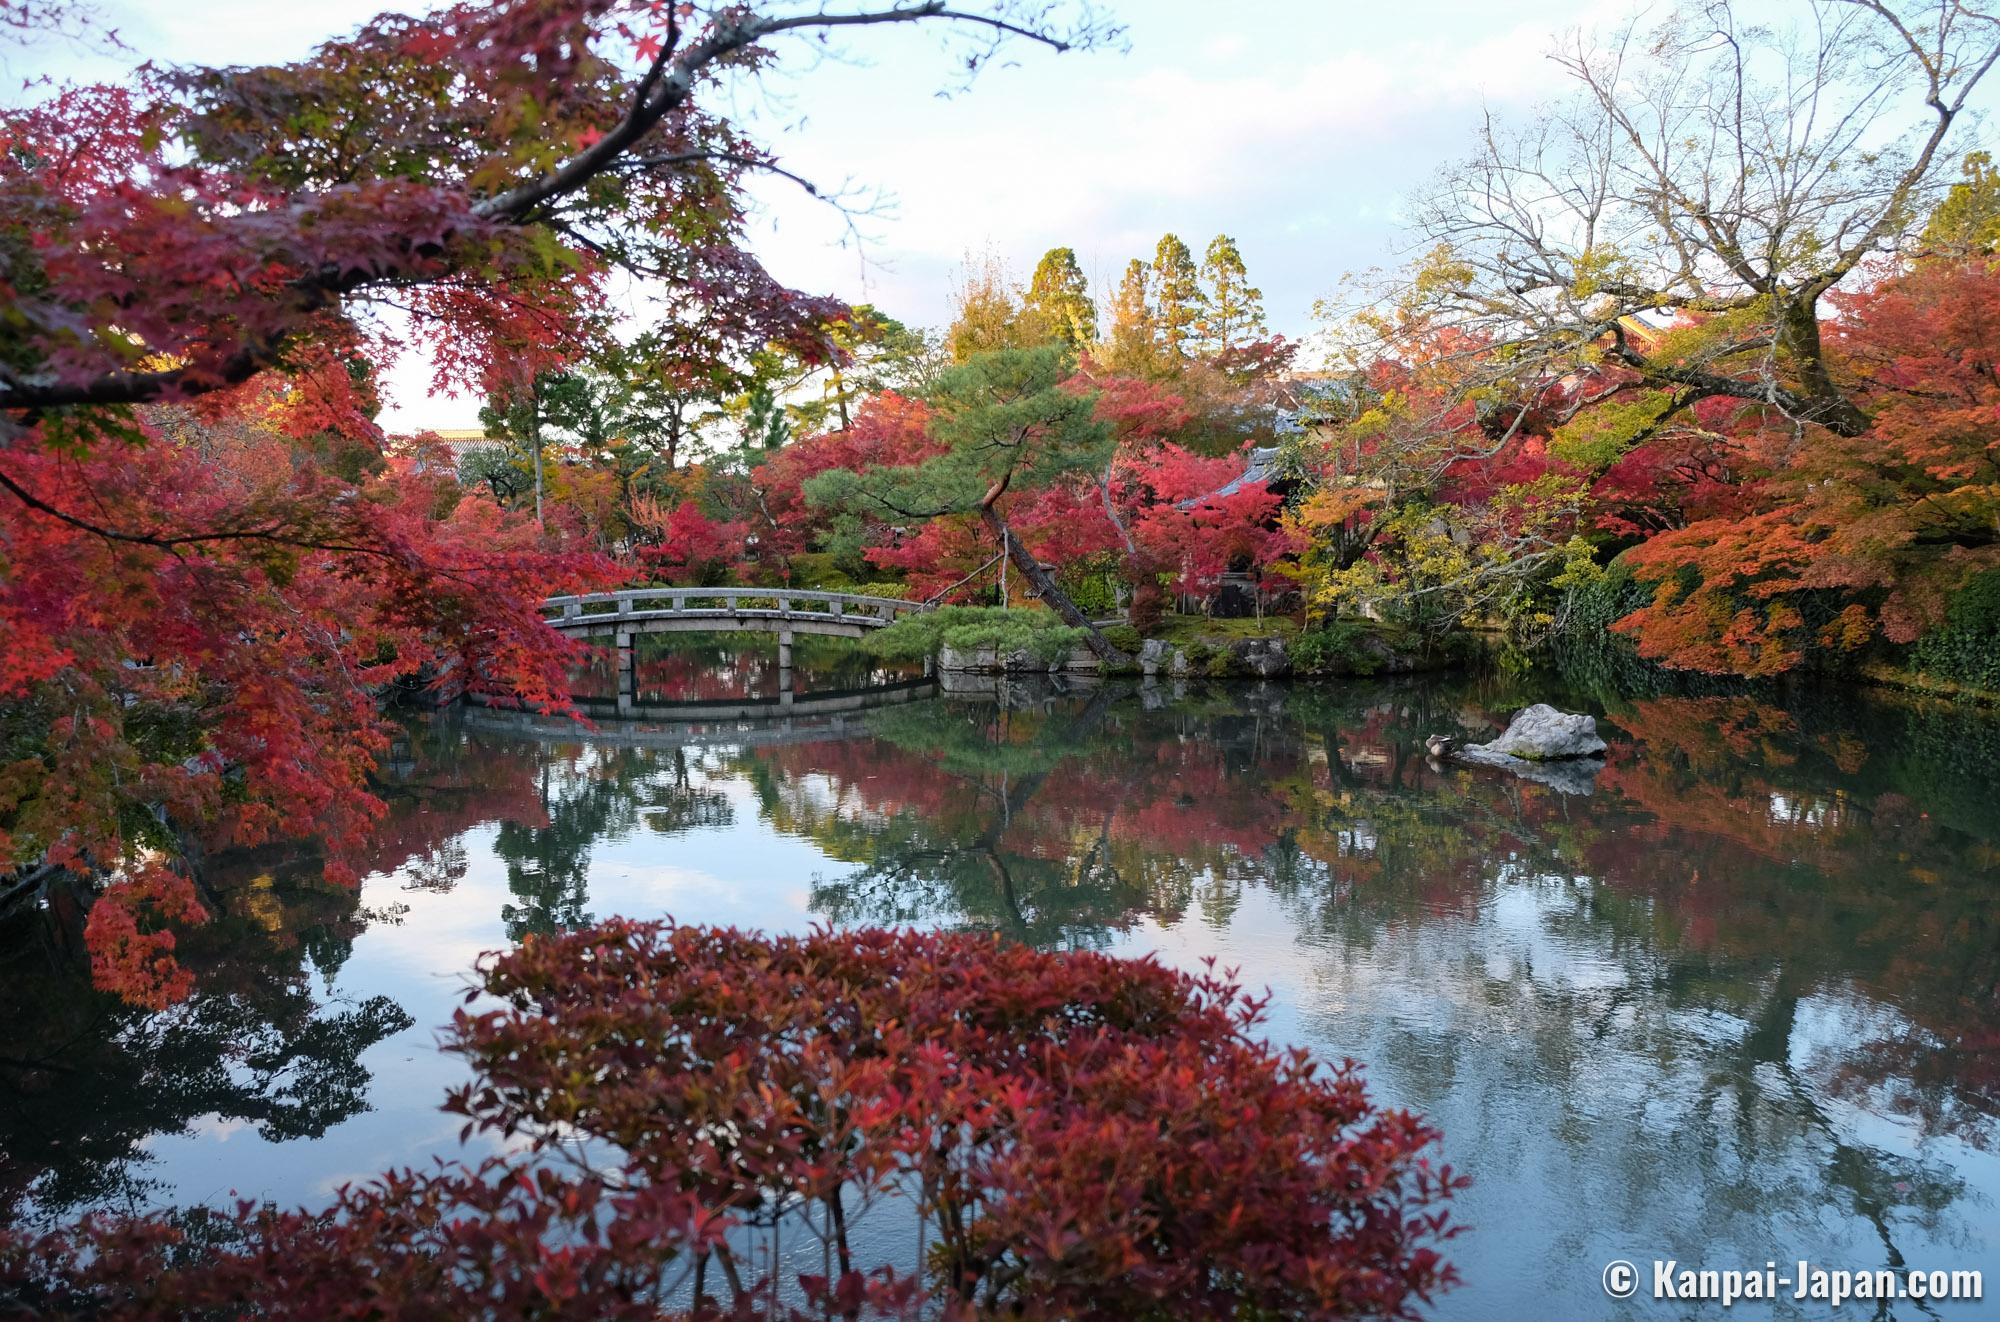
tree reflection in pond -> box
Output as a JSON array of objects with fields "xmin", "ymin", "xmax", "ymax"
[
  {"xmin": 3, "ymin": 677, "xmax": 1996, "ymax": 1319},
  {"xmin": 0, "ymin": 847, "xmax": 411, "ymax": 1221},
  {"xmin": 727, "ymin": 679, "xmax": 2000, "ymax": 1313},
  {"xmin": 495, "ymin": 745, "xmax": 733, "ymax": 940}
]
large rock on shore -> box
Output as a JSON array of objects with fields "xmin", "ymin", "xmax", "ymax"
[
  {"xmin": 938, "ymin": 643, "xmax": 998, "ymax": 673},
  {"xmin": 1470, "ymin": 703, "xmax": 1607, "ymax": 760},
  {"xmin": 1231, "ymin": 637, "xmax": 1291, "ymax": 678}
]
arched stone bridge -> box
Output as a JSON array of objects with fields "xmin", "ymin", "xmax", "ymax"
[{"xmin": 540, "ymin": 587, "xmax": 932, "ymax": 711}]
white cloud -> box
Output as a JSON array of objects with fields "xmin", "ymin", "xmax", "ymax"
[{"xmin": 732, "ymin": 3, "xmax": 1600, "ymax": 360}]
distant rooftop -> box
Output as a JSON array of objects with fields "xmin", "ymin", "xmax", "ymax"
[
  {"xmin": 386, "ymin": 427, "xmax": 497, "ymax": 459},
  {"xmin": 1178, "ymin": 446, "xmax": 1285, "ymax": 509}
]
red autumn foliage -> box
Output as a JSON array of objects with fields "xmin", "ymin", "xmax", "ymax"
[
  {"xmin": 1604, "ymin": 258, "xmax": 2000, "ymax": 671},
  {"xmin": 0, "ymin": 921, "xmax": 1463, "ymax": 1319},
  {"xmin": 1075, "ymin": 366, "xmax": 1195, "ymax": 448},
  {"xmin": 862, "ymin": 515, "xmax": 993, "ymax": 601},
  {"xmin": 79, "ymin": 861, "xmax": 211, "ymax": 1012},
  {"xmin": 0, "ymin": 388, "xmax": 617, "ymax": 1006},
  {"xmin": 0, "ymin": 2, "xmax": 885, "ymax": 416},
  {"xmin": 751, "ymin": 392, "xmax": 943, "ymax": 573},
  {"xmin": 5, "ymin": 0, "xmax": 1066, "ymax": 1006},
  {"xmin": 1004, "ymin": 478, "xmax": 1124, "ymax": 575},
  {"xmin": 1123, "ymin": 444, "xmax": 1289, "ymax": 596},
  {"xmin": 632, "ymin": 497, "xmax": 751, "ymax": 584}
]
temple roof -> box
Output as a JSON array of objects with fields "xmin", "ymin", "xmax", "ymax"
[{"xmin": 1178, "ymin": 446, "xmax": 1284, "ymax": 509}]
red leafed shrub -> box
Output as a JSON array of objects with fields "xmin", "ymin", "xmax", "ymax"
[
  {"xmin": 0, "ymin": 921, "xmax": 1462, "ymax": 1319},
  {"xmin": 632, "ymin": 496, "xmax": 752, "ymax": 586}
]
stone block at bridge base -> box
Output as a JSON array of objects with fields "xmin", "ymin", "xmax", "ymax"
[{"xmin": 937, "ymin": 644, "xmax": 1104, "ymax": 676}]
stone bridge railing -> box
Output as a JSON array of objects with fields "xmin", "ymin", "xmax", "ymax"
[
  {"xmin": 542, "ymin": 587, "xmax": 927, "ymax": 641},
  {"xmin": 531, "ymin": 587, "xmax": 933, "ymax": 714}
]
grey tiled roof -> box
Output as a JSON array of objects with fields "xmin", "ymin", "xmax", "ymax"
[{"xmin": 1178, "ymin": 446, "xmax": 1283, "ymax": 509}]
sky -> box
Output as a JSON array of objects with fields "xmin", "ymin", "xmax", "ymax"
[{"xmin": 15, "ymin": 0, "xmax": 1615, "ymax": 429}]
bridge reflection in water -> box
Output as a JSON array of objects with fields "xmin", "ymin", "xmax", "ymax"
[{"xmin": 473, "ymin": 587, "xmax": 939, "ymax": 720}]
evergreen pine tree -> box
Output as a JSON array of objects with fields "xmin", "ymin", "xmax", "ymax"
[
  {"xmin": 1102, "ymin": 258, "xmax": 1158, "ymax": 375},
  {"xmin": 1198, "ymin": 234, "xmax": 1267, "ymax": 356},
  {"xmin": 1023, "ymin": 247, "xmax": 1097, "ymax": 355},
  {"xmin": 1150, "ymin": 233, "xmax": 1207, "ymax": 361},
  {"xmin": 803, "ymin": 347, "xmax": 1127, "ymax": 661}
]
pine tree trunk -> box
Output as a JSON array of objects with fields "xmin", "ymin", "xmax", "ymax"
[{"xmin": 979, "ymin": 506, "xmax": 1129, "ymax": 664}]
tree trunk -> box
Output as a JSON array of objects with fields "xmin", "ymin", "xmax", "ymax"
[
  {"xmin": 1098, "ymin": 459, "xmax": 1137, "ymax": 556},
  {"xmin": 979, "ymin": 505, "xmax": 1129, "ymax": 664},
  {"xmin": 832, "ymin": 364, "xmax": 851, "ymax": 431},
  {"xmin": 530, "ymin": 385, "xmax": 545, "ymax": 527},
  {"xmin": 1776, "ymin": 300, "xmax": 1870, "ymax": 437}
]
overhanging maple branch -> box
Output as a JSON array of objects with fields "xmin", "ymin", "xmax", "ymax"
[{"xmin": 5, "ymin": 3, "xmax": 1105, "ymax": 417}]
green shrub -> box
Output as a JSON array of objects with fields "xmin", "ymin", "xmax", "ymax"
[
  {"xmin": 865, "ymin": 606, "xmax": 1084, "ymax": 664},
  {"xmin": 1911, "ymin": 569, "xmax": 2000, "ymax": 694},
  {"xmin": 851, "ymin": 581, "xmax": 911, "ymax": 600},
  {"xmin": 1058, "ymin": 570, "xmax": 1121, "ymax": 618},
  {"xmin": 1290, "ymin": 622, "xmax": 1382, "ymax": 677},
  {"xmin": 782, "ymin": 552, "xmax": 854, "ymax": 590},
  {"xmin": 1100, "ymin": 623, "xmax": 1143, "ymax": 655}
]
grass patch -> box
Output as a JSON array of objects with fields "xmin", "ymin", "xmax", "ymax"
[
  {"xmin": 1146, "ymin": 614, "xmax": 1301, "ymax": 645},
  {"xmin": 865, "ymin": 606, "xmax": 1084, "ymax": 665}
]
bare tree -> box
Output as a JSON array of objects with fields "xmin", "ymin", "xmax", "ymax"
[{"xmin": 1397, "ymin": 0, "xmax": 2000, "ymax": 438}]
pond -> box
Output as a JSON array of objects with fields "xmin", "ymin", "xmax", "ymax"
[{"xmin": 3, "ymin": 644, "xmax": 1998, "ymax": 1318}]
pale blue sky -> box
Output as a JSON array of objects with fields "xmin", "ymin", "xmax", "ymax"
[{"xmin": 4, "ymin": 1, "xmax": 1846, "ymax": 429}]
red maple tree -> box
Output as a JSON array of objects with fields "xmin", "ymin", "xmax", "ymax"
[{"xmin": 0, "ymin": 1, "xmax": 1111, "ymax": 1003}]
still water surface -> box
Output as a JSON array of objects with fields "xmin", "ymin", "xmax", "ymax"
[{"xmin": 4, "ymin": 641, "xmax": 1998, "ymax": 1318}]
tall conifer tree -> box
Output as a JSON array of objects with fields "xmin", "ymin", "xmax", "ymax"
[
  {"xmin": 1923, "ymin": 151, "xmax": 2000, "ymax": 255},
  {"xmin": 1150, "ymin": 233, "xmax": 1207, "ymax": 361},
  {"xmin": 1023, "ymin": 247, "xmax": 1097, "ymax": 355},
  {"xmin": 1198, "ymin": 234, "xmax": 1267, "ymax": 355},
  {"xmin": 1102, "ymin": 258, "xmax": 1159, "ymax": 375}
]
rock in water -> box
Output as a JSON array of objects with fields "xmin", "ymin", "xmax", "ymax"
[
  {"xmin": 1472, "ymin": 703, "xmax": 1607, "ymax": 761},
  {"xmin": 1453, "ymin": 743, "xmax": 1605, "ymax": 795}
]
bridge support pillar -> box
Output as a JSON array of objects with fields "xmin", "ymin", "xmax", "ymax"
[
  {"xmin": 777, "ymin": 625, "xmax": 795, "ymax": 707},
  {"xmin": 615, "ymin": 629, "xmax": 633, "ymax": 716}
]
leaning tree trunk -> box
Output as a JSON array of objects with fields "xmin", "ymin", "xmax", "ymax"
[{"xmin": 979, "ymin": 505, "xmax": 1131, "ymax": 664}]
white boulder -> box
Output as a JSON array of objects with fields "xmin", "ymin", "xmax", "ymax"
[{"xmin": 1470, "ymin": 703, "xmax": 1607, "ymax": 761}]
